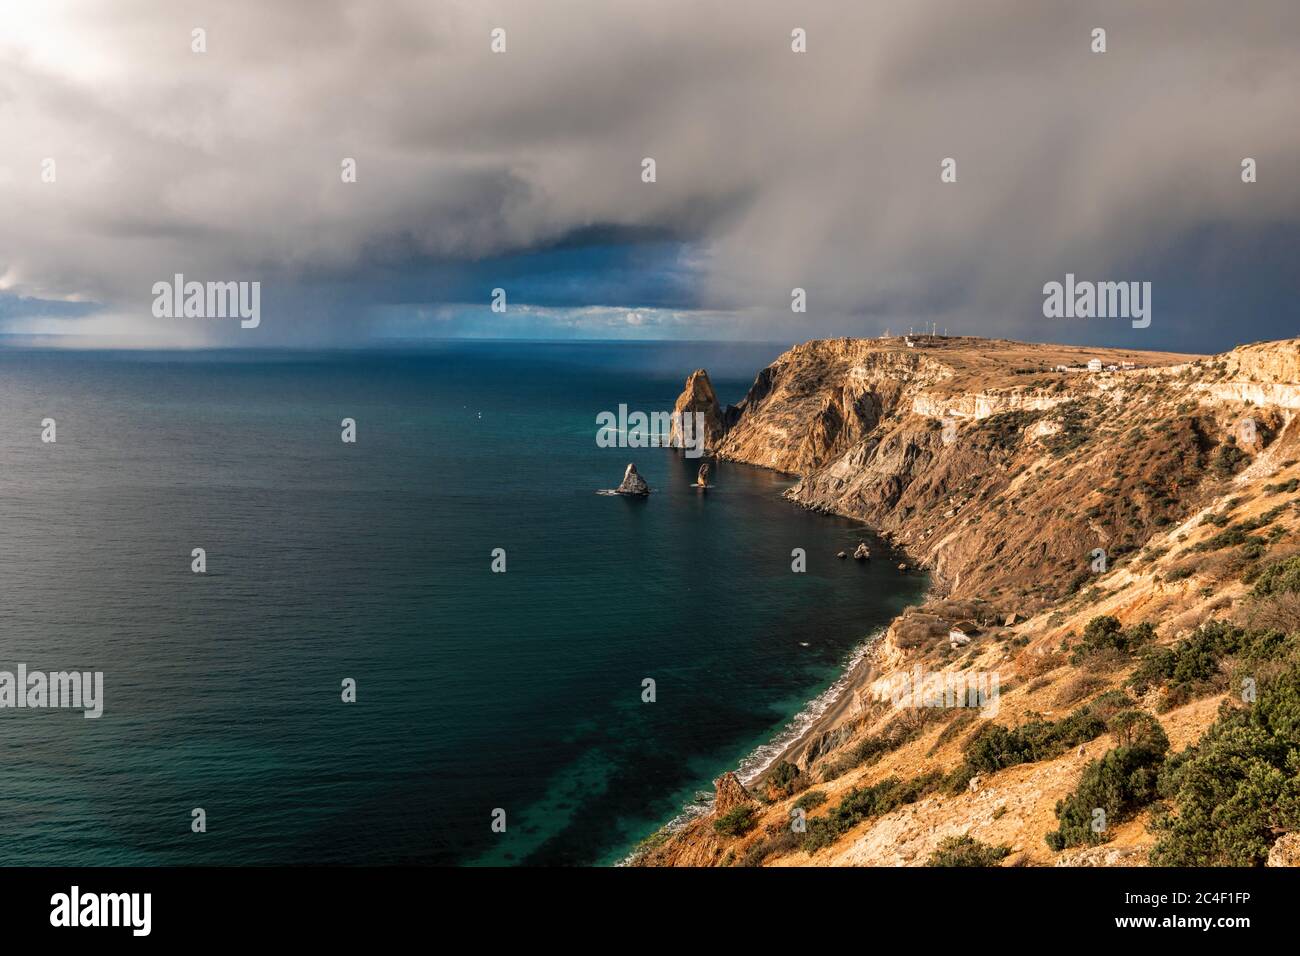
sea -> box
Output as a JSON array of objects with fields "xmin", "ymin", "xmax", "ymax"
[{"xmin": 0, "ymin": 341, "xmax": 925, "ymax": 866}]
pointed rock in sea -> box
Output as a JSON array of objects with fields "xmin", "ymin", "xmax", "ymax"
[{"xmin": 615, "ymin": 462, "xmax": 650, "ymax": 496}]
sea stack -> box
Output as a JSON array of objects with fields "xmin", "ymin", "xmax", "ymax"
[
  {"xmin": 615, "ymin": 462, "xmax": 650, "ymax": 496},
  {"xmin": 668, "ymin": 369, "xmax": 727, "ymax": 453},
  {"xmin": 695, "ymin": 461, "xmax": 711, "ymax": 488}
]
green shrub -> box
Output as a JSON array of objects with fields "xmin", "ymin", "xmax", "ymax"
[
  {"xmin": 1045, "ymin": 402, "xmax": 1092, "ymax": 456},
  {"xmin": 1089, "ymin": 689, "xmax": 1136, "ymax": 721},
  {"xmin": 763, "ymin": 760, "xmax": 806, "ymax": 799},
  {"xmin": 963, "ymin": 706, "xmax": 1107, "ymax": 775},
  {"xmin": 1045, "ymin": 712, "xmax": 1169, "ymax": 851},
  {"xmin": 942, "ymin": 762, "xmax": 979, "ymax": 796},
  {"xmin": 793, "ymin": 790, "xmax": 828, "ymax": 811},
  {"xmin": 802, "ymin": 772, "xmax": 942, "ymax": 852},
  {"xmin": 1128, "ymin": 621, "xmax": 1296, "ymax": 711},
  {"xmin": 1251, "ymin": 555, "xmax": 1300, "ymax": 597},
  {"xmin": 1211, "ymin": 440, "xmax": 1249, "ymax": 478},
  {"xmin": 735, "ymin": 829, "xmax": 802, "ymax": 867},
  {"xmin": 819, "ymin": 712, "xmax": 937, "ymax": 780},
  {"xmin": 1150, "ymin": 661, "xmax": 1300, "ymax": 865},
  {"xmin": 713, "ymin": 806, "xmax": 756, "ymax": 838},
  {"xmin": 1070, "ymin": 616, "xmax": 1156, "ymax": 664},
  {"xmin": 926, "ymin": 835, "xmax": 1012, "ymax": 867}
]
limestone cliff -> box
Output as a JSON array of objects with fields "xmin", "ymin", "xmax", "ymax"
[{"xmin": 643, "ymin": 335, "xmax": 1300, "ymax": 868}]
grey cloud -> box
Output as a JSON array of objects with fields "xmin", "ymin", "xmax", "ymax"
[{"xmin": 0, "ymin": 0, "xmax": 1297, "ymax": 346}]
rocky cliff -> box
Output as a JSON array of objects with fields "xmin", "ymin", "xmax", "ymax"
[
  {"xmin": 639, "ymin": 335, "xmax": 1300, "ymax": 868},
  {"xmin": 667, "ymin": 368, "xmax": 729, "ymax": 453}
]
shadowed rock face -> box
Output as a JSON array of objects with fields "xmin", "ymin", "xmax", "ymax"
[
  {"xmin": 717, "ymin": 340, "xmax": 945, "ymax": 475},
  {"xmin": 615, "ymin": 462, "xmax": 650, "ymax": 496},
  {"xmin": 668, "ymin": 369, "xmax": 727, "ymax": 453},
  {"xmin": 689, "ymin": 335, "xmax": 1289, "ymax": 605}
]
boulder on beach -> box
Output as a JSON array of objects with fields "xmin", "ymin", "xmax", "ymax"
[
  {"xmin": 853, "ymin": 542, "xmax": 870, "ymax": 560},
  {"xmin": 615, "ymin": 463, "xmax": 650, "ymax": 496}
]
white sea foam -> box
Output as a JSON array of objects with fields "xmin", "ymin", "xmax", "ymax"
[{"xmin": 734, "ymin": 628, "xmax": 886, "ymax": 787}]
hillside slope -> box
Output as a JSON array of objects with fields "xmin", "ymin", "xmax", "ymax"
[{"xmin": 636, "ymin": 335, "xmax": 1300, "ymax": 868}]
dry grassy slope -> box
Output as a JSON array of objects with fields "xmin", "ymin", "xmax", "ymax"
[{"xmin": 639, "ymin": 335, "xmax": 1300, "ymax": 868}]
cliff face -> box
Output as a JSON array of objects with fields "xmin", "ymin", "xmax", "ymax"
[
  {"xmin": 717, "ymin": 340, "xmax": 944, "ymax": 474},
  {"xmin": 708, "ymin": 335, "xmax": 1238, "ymax": 604},
  {"xmin": 642, "ymin": 335, "xmax": 1300, "ymax": 868}
]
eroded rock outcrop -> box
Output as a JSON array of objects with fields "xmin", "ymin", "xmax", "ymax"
[
  {"xmin": 1267, "ymin": 833, "xmax": 1300, "ymax": 867},
  {"xmin": 713, "ymin": 771, "xmax": 756, "ymax": 815},
  {"xmin": 668, "ymin": 369, "xmax": 728, "ymax": 453}
]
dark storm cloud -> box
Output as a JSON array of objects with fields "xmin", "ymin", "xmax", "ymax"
[{"xmin": 0, "ymin": 0, "xmax": 1297, "ymax": 346}]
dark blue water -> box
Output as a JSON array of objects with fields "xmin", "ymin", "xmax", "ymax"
[{"xmin": 0, "ymin": 342, "xmax": 924, "ymax": 865}]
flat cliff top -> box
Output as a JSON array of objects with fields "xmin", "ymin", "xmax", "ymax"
[{"xmin": 776, "ymin": 335, "xmax": 1205, "ymax": 396}]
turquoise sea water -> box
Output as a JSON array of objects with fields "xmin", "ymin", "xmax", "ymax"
[{"xmin": 0, "ymin": 342, "xmax": 925, "ymax": 865}]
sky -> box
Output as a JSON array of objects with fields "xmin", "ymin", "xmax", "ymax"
[{"xmin": 0, "ymin": 0, "xmax": 1297, "ymax": 352}]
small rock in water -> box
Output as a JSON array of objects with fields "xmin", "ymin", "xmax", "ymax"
[
  {"xmin": 897, "ymin": 562, "xmax": 908, "ymax": 571},
  {"xmin": 853, "ymin": 542, "xmax": 870, "ymax": 560},
  {"xmin": 695, "ymin": 461, "xmax": 711, "ymax": 488},
  {"xmin": 615, "ymin": 462, "xmax": 651, "ymax": 496},
  {"xmin": 836, "ymin": 551, "xmax": 847, "ymax": 559}
]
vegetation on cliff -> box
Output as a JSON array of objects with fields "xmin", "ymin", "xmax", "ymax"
[{"xmin": 926, "ymin": 835, "xmax": 1012, "ymax": 867}]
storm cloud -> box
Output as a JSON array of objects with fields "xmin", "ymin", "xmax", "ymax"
[{"xmin": 1, "ymin": 0, "xmax": 1297, "ymax": 348}]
